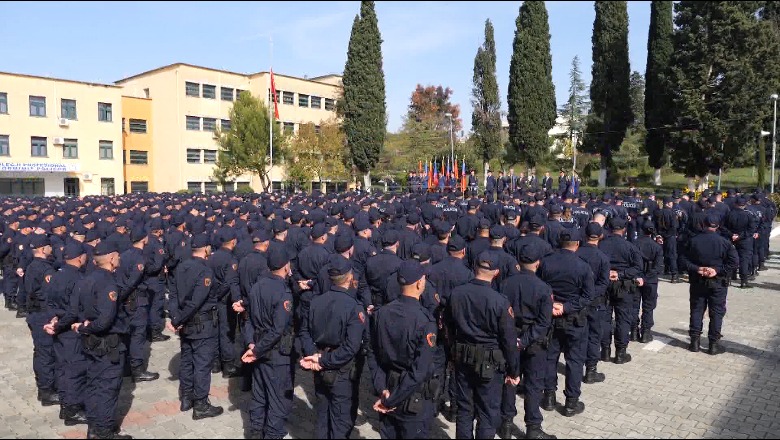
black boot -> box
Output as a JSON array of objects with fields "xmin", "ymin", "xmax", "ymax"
[
  {"xmin": 443, "ymin": 401, "xmax": 457, "ymax": 423},
  {"xmin": 525, "ymin": 425, "xmax": 557, "ymax": 439},
  {"xmin": 583, "ymin": 366, "xmax": 605, "ymax": 384},
  {"xmin": 63, "ymin": 405, "xmax": 88, "ymax": 426},
  {"xmin": 629, "ymin": 327, "xmax": 637, "ymax": 342},
  {"xmin": 180, "ymin": 396, "xmax": 193, "ymax": 412},
  {"xmin": 499, "ymin": 419, "xmax": 514, "ymax": 440},
  {"xmin": 541, "ymin": 391, "xmax": 557, "ymax": 411},
  {"xmin": 192, "ymin": 398, "xmax": 223, "ymax": 420},
  {"xmin": 670, "ymin": 275, "xmax": 680, "ymax": 284},
  {"xmin": 150, "ymin": 329, "xmax": 170, "ymax": 342},
  {"xmin": 689, "ymin": 336, "xmax": 701, "ymax": 353},
  {"xmin": 708, "ymin": 339, "xmax": 725, "ymax": 356},
  {"xmin": 38, "ymin": 389, "xmax": 60, "ymax": 406},
  {"xmin": 748, "ymin": 271, "xmax": 756, "ymax": 281},
  {"xmin": 8, "ymin": 299, "xmax": 17, "ymax": 311},
  {"xmin": 600, "ymin": 345, "xmax": 611, "ymax": 362},
  {"xmin": 16, "ymin": 307, "xmax": 27, "ymax": 318},
  {"xmin": 222, "ymin": 363, "xmax": 240, "ymax": 379},
  {"xmin": 740, "ymin": 280, "xmax": 753, "ymax": 289},
  {"xmin": 613, "ymin": 347, "xmax": 632, "ymax": 364},
  {"xmin": 639, "ymin": 330, "xmax": 653, "ymax": 343},
  {"xmin": 560, "ymin": 397, "xmax": 585, "ymax": 417},
  {"xmin": 212, "ymin": 359, "xmax": 222, "ymax": 374},
  {"xmin": 758, "ymin": 264, "xmax": 768, "ymax": 271},
  {"xmin": 131, "ymin": 368, "xmax": 160, "ymax": 383}
]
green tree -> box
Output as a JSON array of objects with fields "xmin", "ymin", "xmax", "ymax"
[
  {"xmin": 400, "ymin": 84, "xmax": 462, "ymax": 164},
  {"xmin": 644, "ymin": 0, "xmax": 674, "ymax": 185},
  {"xmin": 213, "ymin": 92, "xmax": 285, "ymax": 191},
  {"xmin": 507, "ymin": 0, "xmax": 557, "ymax": 169},
  {"xmin": 287, "ymin": 120, "xmax": 350, "ymax": 191},
  {"xmin": 471, "ymin": 19, "xmax": 503, "ymax": 178},
  {"xmin": 669, "ymin": 1, "xmax": 779, "ymax": 187},
  {"xmin": 581, "ymin": 1, "xmax": 633, "ymax": 187},
  {"xmin": 629, "ymin": 71, "xmax": 645, "ymax": 129},
  {"xmin": 559, "ymin": 55, "xmax": 589, "ymax": 151},
  {"xmin": 342, "ymin": 1, "xmax": 387, "ymax": 189}
]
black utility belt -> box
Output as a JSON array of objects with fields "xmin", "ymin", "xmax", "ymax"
[
  {"xmin": 26, "ymin": 298, "xmax": 45, "ymax": 313},
  {"xmin": 253, "ymin": 329, "xmax": 294, "ymax": 357},
  {"xmin": 315, "ymin": 357, "xmax": 358, "ymax": 386},
  {"xmin": 553, "ymin": 309, "xmax": 587, "ymax": 329},
  {"xmin": 82, "ymin": 333, "xmax": 121, "ymax": 363},
  {"xmin": 454, "ymin": 342, "xmax": 505, "ymax": 382},
  {"xmin": 608, "ymin": 279, "xmax": 636, "ymax": 301}
]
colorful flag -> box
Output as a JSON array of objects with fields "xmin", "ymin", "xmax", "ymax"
[
  {"xmin": 446, "ymin": 157, "xmax": 451, "ymax": 179},
  {"xmin": 433, "ymin": 159, "xmax": 439, "ymax": 187},
  {"xmin": 453, "ymin": 156, "xmax": 458, "ymax": 180},
  {"xmin": 270, "ymin": 70, "xmax": 280, "ymax": 120},
  {"xmin": 418, "ymin": 160, "xmax": 422, "ymax": 174}
]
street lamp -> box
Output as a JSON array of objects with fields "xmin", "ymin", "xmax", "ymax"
[
  {"xmin": 444, "ymin": 112, "xmax": 454, "ymax": 163},
  {"xmin": 771, "ymin": 94, "xmax": 778, "ymax": 194}
]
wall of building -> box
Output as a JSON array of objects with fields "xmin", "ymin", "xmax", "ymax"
[
  {"xmin": 0, "ymin": 72, "xmax": 124, "ymax": 196},
  {"xmin": 121, "ymin": 96, "xmax": 154, "ymax": 192}
]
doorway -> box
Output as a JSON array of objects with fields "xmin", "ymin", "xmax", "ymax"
[{"xmin": 64, "ymin": 177, "xmax": 79, "ymax": 197}]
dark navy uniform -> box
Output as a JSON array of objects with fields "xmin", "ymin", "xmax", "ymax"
[
  {"xmin": 634, "ymin": 228, "xmax": 663, "ymax": 341},
  {"xmin": 24, "ymin": 244, "xmax": 57, "ymax": 402},
  {"xmin": 143, "ymin": 231, "xmax": 168, "ymax": 339},
  {"xmin": 679, "ymin": 215, "xmax": 739, "ymax": 354},
  {"xmin": 445, "ymin": 253, "xmax": 519, "ymax": 440},
  {"xmin": 117, "ymin": 241, "xmax": 151, "ymax": 377},
  {"xmin": 721, "ymin": 199, "xmax": 757, "ymax": 286},
  {"xmin": 654, "ymin": 202, "xmax": 679, "ymax": 279},
  {"xmin": 208, "ymin": 241, "xmax": 241, "ymax": 373},
  {"xmin": 575, "ymin": 226, "xmax": 611, "ymax": 373},
  {"xmin": 365, "ymin": 243, "xmax": 403, "ymax": 309}
]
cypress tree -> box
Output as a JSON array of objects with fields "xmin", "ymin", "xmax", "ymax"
[
  {"xmin": 507, "ymin": 0, "xmax": 556, "ymax": 169},
  {"xmin": 644, "ymin": 0, "xmax": 674, "ymax": 186},
  {"xmin": 342, "ymin": 1, "xmax": 387, "ymax": 189},
  {"xmin": 471, "ymin": 19, "xmax": 502, "ymax": 177},
  {"xmin": 582, "ymin": 1, "xmax": 633, "ymax": 188}
]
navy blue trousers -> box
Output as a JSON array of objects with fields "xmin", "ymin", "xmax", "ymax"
[
  {"xmin": 3, "ymin": 265, "xmax": 18, "ymax": 300},
  {"xmin": 314, "ymin": 368, "xmax": 356, "ymax": 439},
  {"xmin": 216, "ymin": 302, "xmax": 237, "ymax": 364},
  {"xmin": 127, "ymin": 297, "xmax": 149, "ymax": 370},
  {"xmin": 27, "ymin": 312, "xmax": 56, "ymax": 391},
  {"xmin": 54, "ymin": 333, "xmax": 88, "ymax": 407},
  {"xmin": 587, "ymin": 303, "xmax": 610, "ymax": 366},
  {"xmin": 179, "ymin": 337, "xmax": 216, "ymax": 402},
  {"xmin": 735, "ymin": 238, "xmax": 754, "ymax": 281},
  {"xmin": 147, "ymin": 282, "xmax": 166, "ymax": 331},
  {"xmin": 249, "ymin": 362, "xmax": 293, "ymax": 439},
  {"xmin": 609, "ymin": 293, "xmax": 635, "ymax": 349},
  {"xmin": 454, "ymin": 367, "xmax": 503, "ymax": 439},
  {"xmin": 689, "ymin": 283, "xmax": 728, "ymax": 340},
  {"xmin": 84, "ymin": 342, "xmax": 125, "ymax": 431},
  {"xmin": 379, "ymin": 399, "xmax": 435, "ymax": 439},
  {"xmin": 544, "ymin": 323, "xmax": 586, "ymax": 400},
  {"xmin": 638, "ymin": 283, "xmax": 658, "ymax": 331}
]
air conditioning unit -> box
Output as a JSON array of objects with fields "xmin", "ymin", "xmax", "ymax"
[
  {"xmin": 53, "ymin": 137, "xmax": 65, "ymax": 145},
  {"xmin": 59, "ymin": 118, "xmax": 69, "ymax": 127},
  {"xmin": 82, "ymin": 173, "xmax": 93, "ymax": 181}
]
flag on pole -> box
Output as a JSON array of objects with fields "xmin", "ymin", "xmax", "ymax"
[
  {"xmin": 428, "ymin": 160, "xmax": 433, "ymax": 189},
  {"xmin": 446, "ymin": 157, "xmax": 451, "ymax": 179},
  {"xmin": 433, "ymin": 159, "xmax": 439, "ymax": 187},
  {"xmin": 453, "ymin": 156, "xmax": 458, "ymax": 180},
  {"xmin": 418, "ymin": 160, "xmax": 422, "ymax": 174},
  {"xmin": 270, "ymin": 70, "xmax": 280, "ymax": 120}
]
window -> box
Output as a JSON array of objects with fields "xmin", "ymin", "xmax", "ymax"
[
  {"xmin": 221, "ymin": 87, "xmax": 234, "ymax": 101},
  {"xmin": 298, "ymin": 94, "xmax": 309, "ymax": 107},
  {"xmin": 0, "ymin": 178, "xmax": 44, "ymax": 196},
  {"xmin": 101, "ymin": 178, "xmax": 115, "ymax": 196},
  {"xmin": 186, "ymin": 116, "xmax": 200, "ymax": 131},
  {"xmin": 0, "ymin": 135, "xmax": 8, "ymax": 156},
  {"xmin": 0, "ymin": 93, "xmax": 7, "ymax": 114},
  {"xmin": 202, "ymin": 118, "xmax": 217, "ymax": 132},
  {"xmin": 63, "ymin": 139, "xmax": 78, "ymax": 158},
  {"xmin": 31, "ymin": 137, "xmax": 47, "ymax": 157},
  {"xmin": 221, "ymin": 119, "xmax": 231, "ymax": 131},
  {"xmin": 203, "ymin": 149, "xmax": 217, "ymax": 163},
  {"xmin": 129, "ymin": 119, "xmax": 147, "ymax": 133},
  {"xmin": 99, "ymin": 140, "xmax": 113, "ymax": 159},
  {"xmin": 30, "ymin": 96, "xmax": 46, "ymax": 117},
  {"xmin": 324, "ymin": 98, "xmax": 335, "ymax": 111},
  {"xmin": 314, "ymin": 125, "xmax": 321, "ymax": 135},
  {"xmin": 310, "ymin": 96, "xmax": 321, "ymax": 109},
  {"xmin": 187, "ymin": 148, "xmax": 201, "ymax": 163},
  {"xmin": 202, "ymin": 84, "xmax": 216, "ymax": 99},
  {"xmin": 98, "ymin": 102, "xmax": 112, "ymax": 122},
  {"xmin": 236, "ymin": 89, "xmax": 245, "ymax": 99},
  {"xmin": 143, "ymin": 88, "xmax": 150, "ymax": 99},
  {"xmin": 204, "ymin": 182, "xmax": 218, "ymax": 192},
  {"xmin": 130, "ymin": 182, "xmax": 149, "ymax": 193},
  {"xmin": 185, "ymin": 82, "xmax": 200, "ymax": 97},
  {"xmin": 283, "ymin": 122, "xmax": 295, "ymax": 134},
  {"xmin": 282, "ymin": 91, "xmax": 294, "ymax": 105},
  {"xmin": 129, "ymin": 150, "xmax": 148, "ymax": 164},
  {"xmin": 187, "ymin": 182, "xmax": 202, "ymax": 192},
  {"xmin": 274, "ymin": 90, "xmax": 281, "ymax": 103},
  {"xmin": 60, "ymin": 99, "xmax": 77, "ymax": 120}
]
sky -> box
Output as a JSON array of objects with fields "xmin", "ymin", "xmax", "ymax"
[{"xmin": 0, "ymin": 1, "xmax": 651, "ymax": 134}]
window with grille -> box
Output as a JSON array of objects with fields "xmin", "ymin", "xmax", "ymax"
[
  {"xmin": 185, "ymin": 82, "xmax": 200, "ymax": 97},
  {"xmin": 187, "ymin": 182, "xmax": 202, "ymax": 192},
  {"xmin": 186, "ymin": 116, "xmax": 200, "ymax": 130},
  {"xmin": 204, "ymin": 182, "xmax": 218, "ymax": 192},
  {"xmin": 187, "ymin": 149, "xmax": 201, "ymax": 163},
  {"xmin": 202, "ymin": 84, "xmax": 216, "ymax": 99},
  {"xmin": 130, "ymin": 182, "xmax": 149, "ymax": 193},
  {"xmin": 310, "ymin": 96, "xmax": 321, "ymax": 109},
  {"xmin": 129, "ymin": 119, "xmax": 147, "ymax": 133},
  {"xmin": 283, "ymin": 91, "xmax": 294, "ymax": 105},
  {"xmin": 129, "ymin": 150, "xmax": 148, "ymax": 164},
  {"xmin": 324, "ymin": 98, "xmax": 335, "ymax": 111},
  {"xmin": 202, "ymin": 118, "xmax": 217, "ymax": 132},
  {"xmin": 203, "ymin": 150, "xmax": 217, "ymax": 163},
  {"xmin": 221, "ymin": 87, "xmax": 234, "ymax": 101}
]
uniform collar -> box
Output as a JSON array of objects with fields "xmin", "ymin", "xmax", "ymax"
[
  {"xmin": 398, "ymin": 295, "xmax": 421, "ymax": 305},
  {"xmin": 470, "ymin": 279, "xmax": 492, "ymax": 287}
]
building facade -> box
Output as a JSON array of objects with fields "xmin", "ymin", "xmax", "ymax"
[
  {"xmin": 116, "ymin": 63, "xmax": 342, "ymax": 193},
  {"xmin": 121, "ymin": 96, "xmax": 154, "ymax": 193},
  {"xmin": 0, "ymin": 72, "xmax": 124, "ymax": 196}
]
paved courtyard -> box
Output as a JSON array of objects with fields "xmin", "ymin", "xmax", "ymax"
[{"xmin": 1, "ymin": 237, "xmax": 779, "ymax": 439}]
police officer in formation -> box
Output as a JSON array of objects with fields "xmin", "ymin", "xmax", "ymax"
[{"xmin": 0, "ymin": 183, "xmax": 776, "ymax": 440}]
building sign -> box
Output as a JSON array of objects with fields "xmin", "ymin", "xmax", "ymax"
[{"xmin": 0, "ymin": 162, "xmax": 80, "ymax": 172}]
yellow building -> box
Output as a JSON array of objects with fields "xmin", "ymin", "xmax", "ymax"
[
  {"xmin": 0, "ymin": 71, "xmax": 124, "ymax": 196},
  {"xmin": 121, "ymin": 96, "xmax": 154, "ymax": 193},
  {"xmin": 116, "ymin": 63, "xmax": 342, "ymax": 193}
]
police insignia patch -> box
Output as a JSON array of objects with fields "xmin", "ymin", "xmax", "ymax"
[
  {"xmin": 6, "ymin": 238, "xmax": 10, "ymax": 243},
  {"xmin": 434, "ymin": 293, "xmax": 440, "ymax": 303},
  {"xmin": 283, "ymin": 300, "xmax": 292, "ymax": 313},
  {"xmin": 137, "ymin": 264, "xmax": 144, "ymax": 271},
  {"xmin": 158, "ymin": 248, "xmax": 164, "ymax": 255},
  {"xmin": 426, "ymin": 333, "xmax": 437, "ymax": 347},
  {"xmin": 232, "ymin": 263, "xmax": 238, "ymax": 271},
  {"xmin": 358, "ymin": 311, "xmax": 365, "ymax": 324},
  {"xmin": 204, "ymin": 278, "xmax": 212, "ymax": 287},
  {"xmin": 108, "ymin": 291, "xmax": 117, "ymax": 302},
  {"xmin": 44, "ymin": 275, "xmax": 52, "ymax": 283},
  {"xmin": 19, "ymin": 245, "xmax": 24, "ymax": 250},
  {"xmin": 371, "ymin": 251, "xmax": 377, "ymax": 256},
  {"xmin": 508, "ymin": 306, "xmax": 515, "ymax": 319}
]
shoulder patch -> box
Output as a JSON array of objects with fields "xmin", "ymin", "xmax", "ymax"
[
  {"xmin": 434, "ymin": 293, "xmax": 440, "ymax": 304},
  {"xmin": 137, "ymin": 263, "xmax": 144, "ymax": 272},
  {"xmin": 371, "ymin": 250, "xmax": 377, "ymax": 256},
  {"xmin": 181, "ymin": 241, "xmax": 186, "ymax": 247},
  {"xmin": 516, "ymin": 264, "xmax": 521, "ymax": 271},
  {"xmin": 426, "ymin": 333, "xmax": 437, "ymax": 348},
  {"xmin": 204, "ymin": 277, "xmax": 212, "ymax": 287},
  {"xmin": 44, "ymin": 275, "xmax": 52, "ymax": 284},
  {"xmin": 283, "ymin": 300, "xmax": 292, "ymax": 313},
  {"xmin": 508, "ymin": 306, "xmax": 515, "ymax": 319},
  {"xmin": 358, "ymin": 311, "xmax": 366, "ymax": 324},
  {"xmin": 158, "ymin": 248, "xmax": 165, "ymax": 255},
  {"xmin": 231, "ymin": 263, "xmax": 238, "ymax": 271},
  {"xmin": 108, "ymin": 291, "xmax": 117, "ymax": 302},
  {"xmin": 19, "ymin": 245, "xmax": 24, "ymax": 250},
  {"xmin": 6, "ymin": 238, "xmax": 11, "ymax": 243}
]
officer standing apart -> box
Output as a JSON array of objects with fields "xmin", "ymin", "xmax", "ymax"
[
  {"xmin": 722, "ymin": 197, "xmax": 757, "ymax": 289},
  {"xmin": 680, "ymin": 214, "xmax": 739, "ymax": 355},
  {"xmin": 499, "ymin": 242, "xmax": 556, "ymax": 440},
  {"xmin": 537, "ymin": 230, "xmax": 594, "ymax": 418},
  {"xmin": 371, "ymin": 260, "xmax": 443, "ymax": 439},
  {"xmin": 634, "ymin": 224, "xmax": 664, "ymax": 343},
  {"xmin": 241, "ymin": 247, "xmax": 295, "ymax": 439},
  {"xmin": 445, "ymin": 251, "xmax": 519, "ymax": 439},
  {"xmin": 299, "ymin": 256, "xmax": 367, "ymax": 439},
  {"xmin": 166, "ymin": 234, "xmax": 224, "ymax": 419}
]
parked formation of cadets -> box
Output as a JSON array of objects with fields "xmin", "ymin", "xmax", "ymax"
[{"xmin": 0, "ymin": 178, "xmax": 775, "ymax": 439}]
